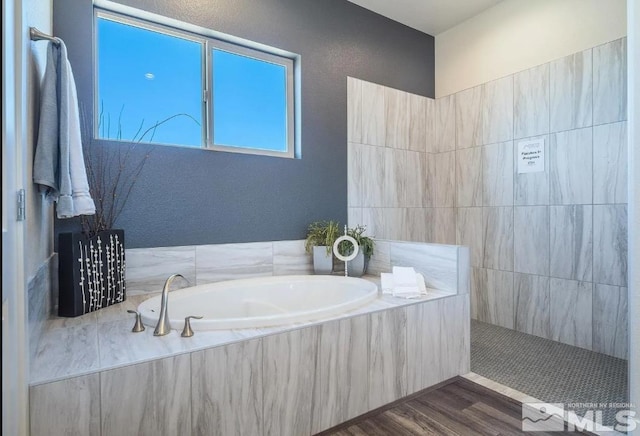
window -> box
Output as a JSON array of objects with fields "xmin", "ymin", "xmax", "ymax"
[
  {"xmin": 95, "ymin": 11, "xmax": 296, "ymax": 157},
  {"xmin": 96, "ymin": 15, "xmax": 204, "ymax": 147}
]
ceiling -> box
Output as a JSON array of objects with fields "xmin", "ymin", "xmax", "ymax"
[{"xmin": 347, "ymin": 0, "xmax": 503, "ymax": 35}]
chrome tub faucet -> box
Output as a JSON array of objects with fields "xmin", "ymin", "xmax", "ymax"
[{"xmin": 154, "ymin": 273, "xmax": 189, "ymax": 336}]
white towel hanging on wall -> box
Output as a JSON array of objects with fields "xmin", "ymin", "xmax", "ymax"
[{"xmin": 33, "ymin": 37, "xmax": 95, "ymax": 218}]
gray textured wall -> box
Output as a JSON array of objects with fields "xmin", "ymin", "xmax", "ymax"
[{"xmin": 54, "ymin": 0, "xmax": 434, "ymax": 248}]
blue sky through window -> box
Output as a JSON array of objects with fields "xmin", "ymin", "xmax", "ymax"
[
  {"xmin": 97, "ymin": 17, "xmax": 203, "ymax": 146},
  {"xmin": 212, "ymin": 49, "xmax": 287, "ymax": 152}
]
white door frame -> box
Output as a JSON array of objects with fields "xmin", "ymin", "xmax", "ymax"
[
  {"xmin": 2, "ymin": 0, "xmax": 29, "ymax": 432},
  {"xmin": 628, "ymin": 3, "xmax": 640, "ymax": 435}
]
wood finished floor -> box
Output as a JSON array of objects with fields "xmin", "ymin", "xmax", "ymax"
[{"xmin": 319, "ymin": 378, "xmax": 590, "ymax": 435}]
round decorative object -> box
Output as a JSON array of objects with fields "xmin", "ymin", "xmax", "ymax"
[{"xmin": 333, "ymin": 235, "xmax": 359, "ymax": 262}]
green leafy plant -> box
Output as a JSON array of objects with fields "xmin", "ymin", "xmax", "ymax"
[
  {"xmin": 304, "ymin": 220, "xmax": 341, "ymax": 255},
  {"xmin": 338, "ymin": 224, "xmax": 375, "ymax": 258}
]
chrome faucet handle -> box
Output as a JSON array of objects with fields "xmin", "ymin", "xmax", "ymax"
[
  {"xmin": 127, "ymin": 310, "xmax": 145, "ymax": 333},
  {"xmin": 181, "ymin": 316, "xmax": 203, "ymax": 337}
]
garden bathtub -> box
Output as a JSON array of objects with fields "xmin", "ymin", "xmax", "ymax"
[{"xmin": 138, "ymin": 275, "xmax": 378, "ymax": 330}]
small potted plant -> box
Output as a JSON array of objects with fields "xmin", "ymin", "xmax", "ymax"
[
  {"xmin": 304, "ymin": 220, "xmax": 340, "ymax": 274},
  {"xmin": 339, "ymin": 224, "xmax": 375, "ymax": 277}
]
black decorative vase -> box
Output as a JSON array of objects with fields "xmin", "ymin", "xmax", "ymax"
[{"xmin": 58, "ymin": 229, "xmax": 126, "ymax": 317}]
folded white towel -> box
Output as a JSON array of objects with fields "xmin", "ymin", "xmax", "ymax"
[
  {"xmin": 381, "ymin": 270, "xmax": 428, "ymax": 298},
  {"xmin": 380, "ymin": 273, "xmax": 395, "ymax": 292},
  {"xmin": 393, "ymin": 266, "xmax": 418, "ymax": 286}
]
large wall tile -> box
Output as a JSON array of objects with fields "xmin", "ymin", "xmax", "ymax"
[
  {"xmin": 126, "ymin": 246, "xmax": 196, "ymax": 293},
  {"xmin": 433, "ymin": 208, "xmax": 457, "ymax": 245},
  {"xmin": 383, "ymin": 148, "xmax": 402, "ymax": 207},
  {"xmin": 456, "ymin": 147, "xmax": 482, "ymax": 207},
  {"xmin": 470, "ymin": 267, "xmax": 483, "ymax": 320},
  {"xmin": 347, "ymin": 77, "xmax": 362, "ymax": 143},
  {"xmin": 440, "ymin": 295, "xmax": 471, "ymax": 379},
  {"xmin": 435, "ymin": 94, "xmax": 456, "ymax": 152},
  {"xmin": 385, "ymin": 87, "xmax": 410, "ymax": 149},
  {"xmin": 550, "ymin": 127, "xmax": 593, "ymax": 205},
  {"xmin": 31, "ymin": 323, "xmax": 100, "ymax": 384},
  {"xmin": 312, "ymin": 316, "xmax": 369, "ymax": 434},
  {"xmin": 514, "ymin": 206, "xmax": 550, "ymax": 276},
  {"xmin": 423, "ymin": 153, "xmax": 436, "ymax": 207},
  {"xmin": 361, "ymin": 80, "xmax": 385, "ymax": 146},
  {"xmin": 593, "ymin": 122, "xmax": 627, "ymax": 204},
  {"xmin": 458, "ymin": 246, "xmax": 471, "ymax": 295},
  {"xmin": 514, "ymin": 63, "xmax": 550, "ymax": 139},
  {"xmin": 475, "ymin": 268, "xmax": 514, "ymax": 329},
  {"xmin": 406, "ymin": 208, "xmax": 430, "ymax": 243},
  {"xmin": 482, "ymin": 207, "xmax": 513, "ymax": 271},
  {"xmin": 482, "ymin": 141, "xmax": 514, "ymax": 206},
  {"xmin": 550, "ymin": 205, "xmax": 593, "ymax": 282},
  {"xmin": 406, "ymin": 301, "xmax": 442, "ymax": 393},
  {"xmin": 456, "ymin": 207, "xmax": 483, "ymax": 268},
  {"xmin": 361, "ymin": 208, "xmax": 386, "ymax": 241},
  {"xmin": 514, "ymin": 273, "xmax": 550, "ymax": 339},
  {"xmin": 409, "ymin": 93, "xmax": 427, "ymax": 152},
  {"xmin": 404, "ymin": 151, "xmax": 426, "ymax": 207},
  {"xmin": 593, "ymin": 205, "xmax": 628, "ymax": 287},
  {"xmin": 368, "ymin": 239, "xmax": 391, "ymax": 275},
  {"xmin": 348, "ymin": 207, "xmax": 363, "ymax": 229},
  {"xmin": 593, "ymin": 284, "xmax": 628, "ymax": 359},
  {"xmin": 382, "ymin": 208, "xmax": 408, "ymax": 241},
  {"xmin": 347, "ymin": 142, "xmax": 363, "ymax": 207},
  {"xmin": 550, "ymin": 49, "xmax": 593, "ymax": 132},
  {"xmin": 101, "ymin": 354, "xmax": 191, "ymax": 436},
  {"xmin": 263, "ymin": 327, "xmax": 317, "ymax": 436},
  {"xmin": 191, "ymin": 339, "xmax": 262, "ymax": 436},
  {"xmin": 30, "ymin": 374, "xmax": 100, "ymax": 436},
  {"xmin": 389, "ymin": 241, "xmax": 458, "ymax": 292},
  {"xmin": 273, "ymin": 240, "xmax": 313, "ymax": 275},
  {"xmin": 369, "ymin": 307, "xmax": 407, "ymax": 409},
  {"xmin": 549, "ymin": 279, "xmax": 592, "ymax": 350},
  {"xmin": 593, "ymin": 38, "xmax": 627, "ymax": 125},
  {"xmin": 514, "ymin": 135, "xmax": 550, "ymax": 205},
  {"xmin": 28, "ymin": 256, "xmax": 55, "ymax": 365},
  {"xmin": 196, "ymin": 242, "xmax": 273, "ymax": 284},
  {"xmin": 482, "ymin": 76, "xmax": 514, "ymax": 144},
  {"xmin": 425, "ymin": 98, "xmax": 436, "ymax": 153},
  {"xmin": 455, "ymin": 85, "xmax": 483, "ymax": 149},
  {"xmin": 434, "ymin": 151, "xmax": 455, "ymax": 207},
  {"xmin": 361, "ymin": 145, "xmax": 386, "ymax": 207}
]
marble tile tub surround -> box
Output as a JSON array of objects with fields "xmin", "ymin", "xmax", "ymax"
[
  {"xmin": 347, "ymin": 37, "xmax": 628, "ymax": 359},
  {"xmin": 126, "ymin": 238, "xmax": 469, "ymax": 295},
  {"xmin": 31, "ymin": 237, "xmax": 469, "ymax": 385},
  {"xmin": 30, "ymin": 293, "xmax": 469, "ymax": 436}
]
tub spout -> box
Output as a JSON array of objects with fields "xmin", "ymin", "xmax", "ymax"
[{"xmin": 154, "ymin": 273, "xmax": 189, "ymax": 336}]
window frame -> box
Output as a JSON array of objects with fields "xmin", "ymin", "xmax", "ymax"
[
  {"xmin": 206, "ymin": 39, "xmax": 295, "ymax": 158},
  {"xmin": 94, "ymin": 9, "xmax": 296, "ymax": 158}
]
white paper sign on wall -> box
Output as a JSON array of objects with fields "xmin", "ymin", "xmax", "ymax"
[{"xmin": 517, "ymin": 138, "xmax": 545, "ymax": 173}]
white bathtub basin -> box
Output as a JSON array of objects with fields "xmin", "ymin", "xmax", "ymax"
[{"xmin": 137, "ymin": 275, "xmax": 379, "ymax": 330}]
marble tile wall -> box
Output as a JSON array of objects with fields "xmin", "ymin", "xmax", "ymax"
[
  {"xmin": 126, "ymin": 240, "xmax": 311, "ymax": 294},
  {"xmin": 347, "ymin": 38, "xmax": 628, "ymax": 358},
  {"xmin": 30, "ymin": 293, "xmax": 470, "ymax": 436},
  {"xmin": 347, "ymin": 77, "xmax": 456, "ymax": 247},
  {"xmin": 28, "ymin": 254, "xmax": 56, "ymax": 369}
]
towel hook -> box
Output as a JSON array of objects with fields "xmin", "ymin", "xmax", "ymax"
[{"xmin": 30, "ymin": 27, "xmax": 60, "ymax": 44}]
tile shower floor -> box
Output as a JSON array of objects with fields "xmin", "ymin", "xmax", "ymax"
[{"xmin": 471, "ymin": 320, "xmax": 629, "ymax": 430}]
